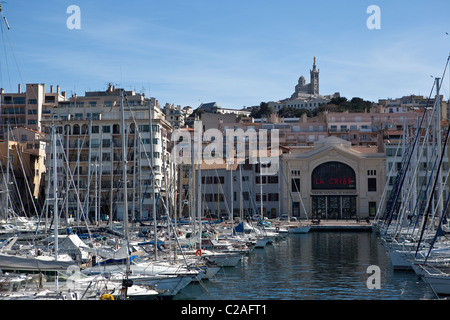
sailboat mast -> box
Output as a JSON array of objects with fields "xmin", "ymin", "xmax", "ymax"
[
  {"xmin": 436, "ymin": 77, "xmax": 443, "ymax": 220},
  {"xmin": 52, "ymin": 125, "xmax": 58, "ymax": 261},
  {"xmin": 5, "ymin": 124, "xmax": 9, "ymax": 220},
  {"xmin": 196, "ymin": 120, "xmax": 202, "ymax": 250},
  {"xmin": 148, "ymin": 99, "xmax": 157, "ymax": 259},
  {"xmin": 119, "ymin": 89, "xmax": 130, "ymax": 278}
]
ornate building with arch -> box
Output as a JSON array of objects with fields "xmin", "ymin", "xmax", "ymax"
[{"xmin": 281, "ymin": 136, "xmax": 386, "ymax": 220}]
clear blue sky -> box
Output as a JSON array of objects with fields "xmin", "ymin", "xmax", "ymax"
[{"xmin": 0, "ymin": 0, "xmax": 450, "ymax": 109}]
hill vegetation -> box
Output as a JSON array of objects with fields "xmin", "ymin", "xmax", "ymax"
[{"xmin": 250, "ymin": 97, "xmax": 373, "ymax": 118}]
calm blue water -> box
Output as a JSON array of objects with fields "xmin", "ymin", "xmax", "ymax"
[{"xmin": 175, "ymin": 232, "xmax": 436, "ymax": 300}]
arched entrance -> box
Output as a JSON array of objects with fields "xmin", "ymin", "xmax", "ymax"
[{"xmin": 310, "ymin": 162, "xmax": 357, "ymax": 220}]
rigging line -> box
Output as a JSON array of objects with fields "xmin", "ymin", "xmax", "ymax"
[
  {"xmin": 415, "ymin": 124, "xmax": 450, "ymax": 257},
  {"xmin": 285, "ymin": 162, "xmax": 309, "ymax": 220},
  {"xmin": 118, "ymin": 99, "xmax": 160, "ymax": 209},
  {"xmin": 55, "ymin": 132, "xmax": 91, "ymax": 238},
  {"xmin": 0, "ymin": 12, "xmax": 11, "ymax": 92},
  {"xmin": 279, "ymin": 161, "xmax": 298, "ymax": 219},
  {"xmin": 408, "ymin": 119, "xmax": 440, "ymax": 236},
  {"xmin": 383, "ymin": 80, "xmax": 437, "ymax": 229},
  {"xmin": 399, "ymin": 116, "xmax": 439, "ymax": 235},
  {"xmin": 375, "ymin": 131, "xmax": 404, "ymax": 222},
  {"xmin": 8, "ymin": 158, "xmax": 26, "ymax": 215},
  {"xmin": 2, "ymin": 16, "xmax": 25, "ymax": 87},
  {"xmin": 425, "ymin": 173, "xmax": 450, "ymax": 263},
  {"xmin": 8, "ymin": 129, "xmax": 40, "ymax": 217},
  {"xmin": 425, "ymin": 160, "xmax": 450, "ymax": 238}
]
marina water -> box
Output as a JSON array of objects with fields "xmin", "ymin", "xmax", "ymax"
[{"xmin": 175, "ymin": 232, "xmax": 436, "ymax": 300}]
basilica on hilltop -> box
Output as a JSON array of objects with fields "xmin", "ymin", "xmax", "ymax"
[{"xmin": 267, "ymin": 57, "xmax": 340, "ymax": 112}]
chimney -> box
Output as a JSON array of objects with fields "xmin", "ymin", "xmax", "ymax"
[
  {"xmin": 57, "ymin": 85, "xmax": 60, "ymax": 95},
  {"xmin": 18, "ymin": 84, "xmax": 21, "ymax": 93},
  {"xmin": 50, "ymin": 85, "xmax": 53, "ymax": 93}
]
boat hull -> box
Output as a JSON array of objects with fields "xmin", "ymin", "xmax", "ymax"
[
  {"xmin": 0, "ymin": 253, "xmax": 77, "ymax": 272},
  {"xmin": 288, "ymin": 226, "xmax": 311, "ymax": 234}
]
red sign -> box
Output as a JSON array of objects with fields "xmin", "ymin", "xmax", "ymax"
[{"xmin": 314, "ymin": 177, "xmax": 354, "ymax": 186}]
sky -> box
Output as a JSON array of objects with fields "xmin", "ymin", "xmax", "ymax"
[{"xmin": 0, "ymin": 0, "xmax": 450, "ymax": 109}]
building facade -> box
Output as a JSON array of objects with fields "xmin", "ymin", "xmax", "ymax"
[
  {"xmin": 281, "ymin": 136, "xmax": 386, "ymax": 220},
  {"xmin": 0, "ymin": 83, "xmax": 66, "ymax": 136},
  {"xmin": 44, "ymin": 85, "xmax": 172, "ymax": 223}
]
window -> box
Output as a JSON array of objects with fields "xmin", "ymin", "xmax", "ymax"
[
  {"xmin": 13, "ymin": 97, "xmax": 26, "ymax": 104},
  {"xmin": 102, "ymin": 139, "xmax": 110, "ymax": 148},
  {"xmin": 256, "ymin": 193, "xmax": 267, "ymax": 202},
  {"xmin": 256, "ymin": 176, "xmax": 267, "ymax": 184},
  {"xmin": 102, "ymin": 125, "xmax": 111, "ymax": 133},
  {"xmin": 91, "ymin": 126, "xmax": 99, "ymax": 134},
  {"xmin": 291, "ymin": 178, "xmax": 300, "ymax": 192},
  {"xmin": 368, "ymin": 178, "xmax": 377, "ymax": 192},
  {"xmin": 91, "ymin": 139, "xmax": 99, "ymax": 148},
  {"xmin": 268, "ymin": 176, "xmax": 278, "ymax": 183},
  {"xmin": 268, "ymin": 193, "xmax": 279, "ymax": 201},
  {"xmin": 369, "ymin": 202, "xmax": 377, "ymax": 217}
]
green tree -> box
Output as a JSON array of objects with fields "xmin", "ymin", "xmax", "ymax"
[
  {"xmin": 323, "ymin": 96, "xmax": 373, "ymax": 113},
  {"xmin": 250, "ymin": 102, "xmax": 274, "ymax": 118}
]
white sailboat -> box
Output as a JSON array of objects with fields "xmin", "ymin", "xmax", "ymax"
[{"xmin": 0, "ymin": 125, "xmax": 78, "ymax": 273}]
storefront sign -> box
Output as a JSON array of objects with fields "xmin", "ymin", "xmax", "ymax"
[{"xmin": 312, "ymin": 162, "xmax": 356, "ymax": 190}]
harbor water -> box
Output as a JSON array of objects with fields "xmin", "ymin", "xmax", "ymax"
[{"xmin": 175, "ymin": 231, "xmax": 436, "ymax": 300}]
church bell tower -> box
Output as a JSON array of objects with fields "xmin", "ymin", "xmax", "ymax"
[{"xmin": 310, "ymin": 57, "xmax": 319, "ymax": 95}]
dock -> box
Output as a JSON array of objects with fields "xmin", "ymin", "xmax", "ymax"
[
  {"xmin": 308, "ymin": 220, "xmax": 373, "ymax": 232},
  {"xmin": 278, "ymin": 219, "xmax": 373, "ymax": 232}
]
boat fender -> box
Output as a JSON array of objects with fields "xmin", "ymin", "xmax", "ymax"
[
  {"xmin": 196, "ymin": 249, "xmax": 202, "ymax": 256},
  {"xmin": 100, "ymin": 294, "xmax": 114, "ymax": 300},
  {"xmin": 276, "ymin": 227, "xmax": 280, "ymax": 231}
]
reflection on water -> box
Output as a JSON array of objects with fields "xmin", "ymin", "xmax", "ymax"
[{"xmin": 175, "ymin": 232, "xmax": 436, "ymax": 300}]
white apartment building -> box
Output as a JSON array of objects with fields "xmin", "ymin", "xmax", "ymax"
[{"xmin": 44, "ymin": 85, "xmax": 172, "ymax": 223}]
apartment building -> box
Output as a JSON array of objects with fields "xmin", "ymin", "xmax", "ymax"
[
  {"xmin": 44, "ymin": 85, "xmax": 172, "ymax": 223},
  {"xmin": 0, "ymin": 83, "xmax": 66, "ymax": 136}
]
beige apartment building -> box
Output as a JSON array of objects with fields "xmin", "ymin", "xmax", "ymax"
[
  {"xmin": 0, "ymin": 127, "xmax": 46, "ymax": 219},
  {"xmin": 0, "ymin": 83, "xmax": 66, "ymax": 136}
]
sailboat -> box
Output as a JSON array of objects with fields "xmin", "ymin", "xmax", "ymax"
[
  {"xmin": 375, "ymin": 64, "xmax": 450, "ymax": 286},
  {"xmin": 0, "ymin": 125, "xmax": 78, "ymax": 273}
]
